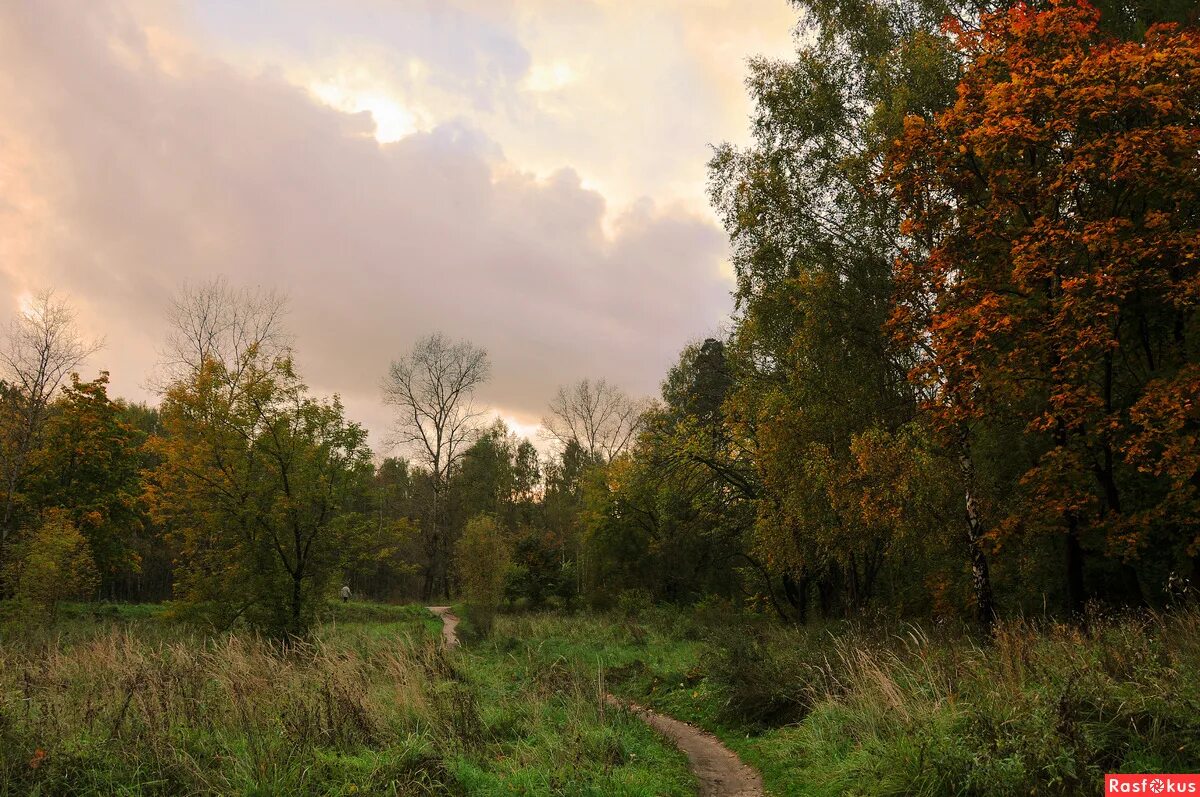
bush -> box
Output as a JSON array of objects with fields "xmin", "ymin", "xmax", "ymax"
[
  {"xmin": 454, "ymin": 515, "xmax": 510, "ymax": 637},
  {"xmin": 702, "ymin": 622, "xmax": 813, "ymax": 727},
  {"xmin": 2, "ymin": 510, "xmax": 99, "ymax": 620},
  {"xmin": 616, "ymin": 588, "xmax": 654, "ymax": 619},
  {"xmin": 693, "ymin": 609, "xmax": 1200, "ymax": 794}
]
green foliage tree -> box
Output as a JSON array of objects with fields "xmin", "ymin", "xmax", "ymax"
[
  {"xmin": 149, "ymin": 353, "xmax": 373, "ymax": 637},
  {"xmin": 0, "ymin": 290, "xmax": 101, "ymax": 567},
  {"xmin": 344, "ymin": 456, "xmax": 423, "ymax": 600},
  {"xmin": 454, "ymin": 514, "xmax": 510, "ymax": 636},
  {"xmin": 2, "ymin": 509, "xmax": 99, "ymax": 618},
  {"xmin": 699, "ymin": 0, "xmax": 1019, "ymax": 623},
  {"xmin": 24, "ymin": 372, "xmax": 145, "ymax": 594}
]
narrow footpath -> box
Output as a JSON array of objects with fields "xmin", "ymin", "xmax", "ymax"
[
  {"xmin": 425, "ymin": 606, "xmax": 763, "ymax": 797},
  {"xmin": 426, "ymin": 605, "xmax": 459, "ymax": 647}
]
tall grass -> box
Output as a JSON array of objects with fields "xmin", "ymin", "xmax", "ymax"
[
  {"xmin": 0, "ymin": 622, "xmax": 454, "ymax": 794},
  {"xmin": 490, "ymin": 606, "xmax": 1200, "ymax": 796},
  {"xmin": 0, "ymin": 603, "xmax": 696, "ymax": 795}
]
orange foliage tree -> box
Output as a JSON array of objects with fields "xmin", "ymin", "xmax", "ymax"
[{"xmin": 887, "ymin": 1, "xmax": 1200, "ymax": 609}]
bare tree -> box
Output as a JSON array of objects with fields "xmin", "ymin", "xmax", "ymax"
[
  {"xmin": 382, "ymin": 333, "xmax": 490, "ymax": 598},
  {"xmin": 156, "ymin": 278, "xmax": 290, "ymax": 393},
  {"xmin": 541, "ymin": 378, "xmax": 648, "ymax": 462},
  {"xmin": 0, "ymin": 289, "xmax": 103, "ymax": 544}
]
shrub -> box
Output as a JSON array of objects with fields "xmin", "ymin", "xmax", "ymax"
[
  {"xmin": 454, "ymin": 515, "xmax": 510, "ymax": 637},
  {"xmin": 702, "ymin": 622, "xmax": 813, "ymax": 727},
  {"xmin": 616, "ymin": 588, "xmax": 654, "ymax": 619},
  {"xmin": 2, "ymin": 510, "xmax": 99, "ymax": 619}
]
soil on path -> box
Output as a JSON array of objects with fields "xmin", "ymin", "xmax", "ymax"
[
  {"xmin": 609, "ymin": 697, "xmax": 763, "ymax": 797},
  {"xmin": 426, "ymin": 606, "xmax": 459, "ymax": 648},
  {"xmin": 425, "ymin": 607, "xmax": 763, "ymax": 797}
]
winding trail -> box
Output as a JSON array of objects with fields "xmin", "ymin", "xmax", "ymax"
[
  {"xmin": 425, "ymin": 606, "xmax": 763, "ymax": 797},
  {"xmin": 613, "ymin": 699, "xmax": 763, "ymax": 797},
  {"xmin": 426, "ymin": 606, "xmax": 459, "ymax": 648}
]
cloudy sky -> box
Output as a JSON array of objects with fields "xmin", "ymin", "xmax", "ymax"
[{"xmin": 0, "ymin": 0, "xmax": 797, "ymax": 452}]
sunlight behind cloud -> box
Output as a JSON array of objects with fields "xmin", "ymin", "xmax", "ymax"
[
  {"xmin": 493, "ymin": 411, "xmax": 546, "ymax": 450},
  {"xmin": 0, "ymin": 0, "xmax": 755, "ymax": 452},
  {"xmin": 523, "ymin": 60, "xmax": 576, "ymax": 93},
  {"xmin": 309, "ymin": 80, "xmax": 420, "ymax": 143}
]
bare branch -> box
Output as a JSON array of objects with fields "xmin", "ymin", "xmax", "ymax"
[
  {"xmin": 154, "ymin": 277, "xmax": 291, "ymax": 393},
  {"xmin": 381, "ymin": 333, "xmax": 490, "ymax": 485},
  {"xmin": 0, "ymin": 288, "xmax": 103, "ymax": 540},
  {"xmin": 540, "ymin": 378, "xmax": 649, "ymax": 462}
]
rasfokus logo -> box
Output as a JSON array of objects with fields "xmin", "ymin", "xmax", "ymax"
[{"xmin": 1106, "ymin": 775, "xmax": 1200, "ymax": 794}]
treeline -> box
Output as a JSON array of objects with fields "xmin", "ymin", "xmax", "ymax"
[
  {"xmin": 0, "ymin": 284, "xmax": 638, "ymax": 636},
  {"xmin": 2, "ymin": 0, "xmax": 1198, "ymax": 637}
]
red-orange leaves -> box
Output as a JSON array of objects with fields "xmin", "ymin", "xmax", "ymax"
[{"xmin": 887, "ymin": 0, "xmax": 1200, "ymax": 556}]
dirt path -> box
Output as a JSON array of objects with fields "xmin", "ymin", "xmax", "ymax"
[
  {"xmin": 426, "ymin": 606, "xmax": 459, "ymax": 648},
  {"xmin": 610, "ymin": 697, "xmax": 763, "ymax": 797},
  {"xmin": 425, "ymin": 607, "xmax": 762, "ymax": 797}
]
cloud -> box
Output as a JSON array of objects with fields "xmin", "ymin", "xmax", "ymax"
[{"xmin": 0, "ymin": 0, "xmax": 733, "ymax": 453}]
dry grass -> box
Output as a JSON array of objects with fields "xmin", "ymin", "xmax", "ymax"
[
  {"xmin": 0, "ymin": 604, "xmax": 696, "ymax": 795},
  {"xmin": 0, "ymin": 617, "xmax": 454, "ymax": 794}
]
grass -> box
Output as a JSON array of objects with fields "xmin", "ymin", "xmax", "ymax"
[
  {"xmin": 0, "ymin": 601, "xmax": 694, "ymax": 796},
  {"xmin": 4, "ymin": 599, "xmax": 1195, "ymax": 795},
  {"xmin": 480, "ymin": 604, "xmax": 1200, "ymax": 796}
]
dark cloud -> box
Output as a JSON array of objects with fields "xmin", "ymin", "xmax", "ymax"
[{"xmin": 0, "ymin": 0, "xmax": 731, "ymax": 449}]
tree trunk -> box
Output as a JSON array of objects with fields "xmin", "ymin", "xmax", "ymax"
[
  {"xmin": 957, "ymin": 429, "xmax": 997, "ymax": 631},
  {"xmin": 291, "ymin": 573, "xmax": 304, "ymax": 635},
  {"xmin": 817, "ymin": 567, "xmax": 838, "ymax": 619},
  {"xmin": 782, "ymin": 573, "xmax": 807, "ymax": 625},
  {"xmin": 1094, "ymin": 444, "xmax": 1146, "ymax": 607},
  {"xmin": 1066, "ymin": 514, "xmax": 1086, "ymax": 615}
]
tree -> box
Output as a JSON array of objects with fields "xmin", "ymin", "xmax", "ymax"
[
  {"xmin": 454, "ymin": 514, "xmax": 510, "ymax": 636},
  {"xmin": 708, "ymin": 0, "xmax": 968, "ymax": 622},
  {"xmin": 512, "ymin": 439, "xmax": 541, "ymax": 503},
  {"xmin": 569, "ymin": 342, "xmax": 758, "ymax": 608},
  {"xmin": 888, "ymin": 2, "xmax": 1200, "ymax": 611},
  {"xmin": 149, "ymin": 283, "xmax": 371, "ymax": 635},
  {"xmin": 114, "ymin": 400, "xmax": 171, "ymax": 601},
  {"xmin": 0, "ymin": 290, "xmax": 101, "ymax": 554},
  {"xmin": 542, "ymin": 378, "xmax": 647, "ymax": 462},
  {"xmin": 454, "ymin": 420, "xmax": 520, "ymax": 521},
  {"xmin": 382, "ymin": 333, "xmax": 490, "ymax": 599},
  {"xmin": 157, "ymin": 277, "xmax": 289, "ymax": 391},
  {"xmin": 347, "ymin": 457, "xmax": 423, "ymax": 600},
  {"xmin": 24, "ymin": 372, "xmax": 145, "ymax": 594},
  {"xmin": 535, "ymin": 439, "xmax": 597, "ymax": 602},
  {"xmin": 451, "ymin": 419, "xmax": 541, "ymax": 527},
  {"xmin": 506, "ymin": 523, "xmax": 573, "ymax": 610},
  {"xmin": 150, "ymin": 354, "xmax": 372, "ymax": 636},
  {"xmin": 2, "ymin": 510, "xmax": 99, "ymax": 618}
]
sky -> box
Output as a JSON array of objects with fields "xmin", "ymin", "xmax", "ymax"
[{"xmin": 0, "ymin": 0, "xmax": 798, "ymax": 454}]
